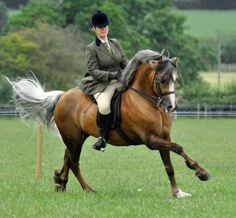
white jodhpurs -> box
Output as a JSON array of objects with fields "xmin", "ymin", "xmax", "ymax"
[{"xmin": 93, "ymin": 80, "xmax": 122, "ymax": 115}]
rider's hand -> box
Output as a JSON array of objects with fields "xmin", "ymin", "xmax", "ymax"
[{"xmin": 108, "ymin": 69, "xmax": 122, "ymax": 80}]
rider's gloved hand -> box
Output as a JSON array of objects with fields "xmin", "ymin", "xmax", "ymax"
[{"xmin": 108, "ymin": 69, "xmax": 122, "ymax": 80}]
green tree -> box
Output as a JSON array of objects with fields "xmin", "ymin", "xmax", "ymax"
[
  {"xmin": 3, "ymin": 0, "xmax": 208, "ymax": 88},
  {"xmin": 0, "ymin": 31, "xmax": 38, "ymax": 75},
  {"xmin": 4, "ymin": 0, "xmax": 65, "ymax": 32},
  {"xmin": 0, "ymin": 76, "xmax": 12, "ymax": 104},
  {"xmin": 0, "ymin": 0, "xmax": 7, "ymax": 34},
  {"xmin": 1, "ymin": 23, "xmax": 86, "ymax": 90},
  {"xmin": 181, "ymin": 80, "xmax": 212, "ymax": 103},
  {"xmin": 198, "ymin": 37, "xmax": 217, "ymax": 70},
  {"xmin": 221, "ymin": 31, "xmax": 236, "ymax": 64},
  {"xmin": 63, "ymin": 0, "xmax": 205, "ymax": 84},
  {"xmin": 22, "ymin": 23, "xmax": 87, "ymax": 90}
]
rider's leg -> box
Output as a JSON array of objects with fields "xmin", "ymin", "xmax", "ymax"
[
  {"xmin": 92, "ymin": 80, "xmax": 121, "ymax": 151},
  {"xmin": 92, "ymin": 112, "xmax": 111, "ymax": 151}
]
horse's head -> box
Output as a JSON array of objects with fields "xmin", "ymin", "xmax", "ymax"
[
  {"xmin": 149, "ymin": 57, "xmax": 179, "ymax": 112},
  {"xmin": 121, "ymin": 49, "xmax": 179, "ymax": 112}
]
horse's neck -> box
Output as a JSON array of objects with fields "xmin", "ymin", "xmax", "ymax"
[{"xmin": 131, "ymin": 65, "xmax": 154, "ymax": 95}]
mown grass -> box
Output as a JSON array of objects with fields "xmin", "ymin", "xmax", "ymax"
[
  {"xmin": 178, "ymin": 10, "xmax": 236, "ymax": 37},
  {"xmin": 1, "ymin": 117, "xmax": 236, "ymax": 218},
  {"xmin": 199, "ymin": 71, "xmax": 236, "ymax": 90}
]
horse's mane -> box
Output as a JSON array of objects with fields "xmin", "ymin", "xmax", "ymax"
[{"xmin": 119, "ymin": 49, "xmax": 162, "ymax": 90}]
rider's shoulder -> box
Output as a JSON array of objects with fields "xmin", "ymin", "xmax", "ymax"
[
  {"xmin": 87, "ymin": 41, "xmax": 96, "ymax": 48},
  {"xmin": 109, "ymin": 38, "xmax": 118, "ymax": 44}
]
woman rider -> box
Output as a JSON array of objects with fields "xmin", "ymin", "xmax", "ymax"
[{"xmin": 80, "ymin": 11, "xmax": 129, "ymax": 151}]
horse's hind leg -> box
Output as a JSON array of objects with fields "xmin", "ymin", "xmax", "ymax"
[
  {"xmin": 69, "ymin": 160, "xmax": 95, "ymax": 192},
  {"xmin": 53, "ymin": 149, "xmax": 70, "ymax": 192},
  {"xmin": 59, "ymin": 132, "xmax": 94, "ymax": 192},
  {"xmin": 68, "ymin": 145, "xmax": 95, "ymax": 192}
]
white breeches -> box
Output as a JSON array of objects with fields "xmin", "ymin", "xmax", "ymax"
[{"xmin": 93, "ymin": 80, "xmax": 122, "ymax": 115}]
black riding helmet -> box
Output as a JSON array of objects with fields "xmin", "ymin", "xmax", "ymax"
[{"xmin": 91, "ymin": 11, "xmax": 109, "ymax": 27}]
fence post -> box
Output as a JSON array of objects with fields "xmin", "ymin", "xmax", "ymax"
[
  {"xmin": 204, "ymin": 103, "xmax": 208, "ymax": 120},
  {"xmin": 35, "ymin": 125, "xmax": 43, "ymax": 180},
  {"xmin": 197, "ymin": 103, "xmax": 200, "ymax": 119}
]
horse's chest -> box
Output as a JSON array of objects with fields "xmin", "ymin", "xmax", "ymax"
[{"xmin": 160, "ymin": 114, "xmax": 172, "ymax": 139}]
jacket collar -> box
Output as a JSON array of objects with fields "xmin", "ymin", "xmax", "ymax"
[{"xmin": 95, "ymin": 37, "xmax": 113, "ymax": 47}]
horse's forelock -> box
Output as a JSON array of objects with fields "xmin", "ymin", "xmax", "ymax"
[{"xmin": 156, "ymin": 60, "xmax": 176, "ymax": 82}]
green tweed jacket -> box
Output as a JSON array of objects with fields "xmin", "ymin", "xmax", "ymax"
[{"xmin": 79, "ymin": 37, "xmax": 129, "ymax": 95}]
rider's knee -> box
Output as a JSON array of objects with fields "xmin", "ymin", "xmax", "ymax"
[{"xmin": 98, "ymin": 102, "xmax": 111, "ymax": 114}]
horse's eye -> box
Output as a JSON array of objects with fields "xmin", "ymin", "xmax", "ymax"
[{"xmin": 160, "ymin": 79, "xmax": 165, "ymax": 84}]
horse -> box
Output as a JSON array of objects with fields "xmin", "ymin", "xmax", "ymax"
[{"xmin": 7, "ymin": 49, "xmax": 210, "ymax": 198}]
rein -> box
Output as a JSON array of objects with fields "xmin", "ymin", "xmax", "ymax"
[{"xmin": 128, "ymin": 85, "xmax": 163, "ymax": 106}]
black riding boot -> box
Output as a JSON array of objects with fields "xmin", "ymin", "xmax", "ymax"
[{"xmin": 92, "ymin": 113, "xmax": 111, "ymax": 151}]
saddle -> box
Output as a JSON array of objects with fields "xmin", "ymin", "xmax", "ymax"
[{"xmin": 96, "ymin": 91, "xmax": 135, "ymax": 144}]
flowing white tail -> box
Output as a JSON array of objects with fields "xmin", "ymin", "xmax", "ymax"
[{"xmin": 6, "ymin": 76, "xmax": 64, "ymax": 130}]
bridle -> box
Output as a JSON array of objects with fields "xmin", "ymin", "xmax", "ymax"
[
  {"xmin": 124, "ymin": 61, "xmax": 176, "ymax": 108},
  {"xmin": 153, "ymin": 72, "xmax": 175, "ymax": 102}
]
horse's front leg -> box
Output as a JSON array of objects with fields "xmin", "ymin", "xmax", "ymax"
[
  {"xmin": 159, "ymin": 150, "xmax": 191, "ymax": 198},
  {"xmin": 147, "ymin": 135, "xmax": 211, "ymax": 182}
]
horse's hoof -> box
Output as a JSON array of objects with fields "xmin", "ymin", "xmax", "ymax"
[
  {"xmin": 84, "ymin": 187, "xmax": 96, "ymax": 193},
  {"xmin": 196, "ymin": 170, "xmax": 211, "ymax": 181},
  {"xmin": 92, "ymin": 145, "xmax": 105, "ymax": 152},
  {"xmin": 53, "ymin": 169, "xmax": 68, "ymax": 186},
  {"xmin": 173, "ymin": 189, "xmax": 191, "ymax": 198},
  {"xmin": 53, "ymin": 169, "xmax": 61, "ymax": 183},
  {"xmin": 55, "ymin": 184, "xmax": 66, "ymax": 192}
]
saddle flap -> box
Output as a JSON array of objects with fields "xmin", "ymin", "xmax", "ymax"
[{"xmin": 110, "ymin": 90, "xmax": 122, "ymax": 129}]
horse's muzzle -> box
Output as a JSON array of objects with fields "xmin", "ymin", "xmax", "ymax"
[{"xmin": 167, "ymin": 105, "xmax": 177, "ymax": 112}]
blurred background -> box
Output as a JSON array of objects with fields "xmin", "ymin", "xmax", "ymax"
[{"xmin": 0, "ymin": 0, "xmax": 236, "ymax": 116}]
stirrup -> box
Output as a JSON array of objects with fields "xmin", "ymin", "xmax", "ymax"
[{"xmin": 92, "ymin": 137, "xmax": 106, "ymax": 152}]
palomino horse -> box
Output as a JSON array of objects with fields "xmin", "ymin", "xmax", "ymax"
[{"xmin": 7, "ymin": 50, "xmax": 210, "ymax": 198}]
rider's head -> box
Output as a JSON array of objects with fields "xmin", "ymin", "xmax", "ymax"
[
  {"xmin": 91, "ymin": 11, "xmax": 110, "ymax": 40},
  {"xmin": 91, "ymin": 11, "xmax": 109, "ymax": 28}
]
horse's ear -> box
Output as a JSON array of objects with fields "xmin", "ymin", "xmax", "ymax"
[
  {"xmin": 171, "ymin": 57, "xmax": 179, "ymax": 65},
  {"xmin": 149, "ymin": 60, "xmax": 161, "ymax": 69}
]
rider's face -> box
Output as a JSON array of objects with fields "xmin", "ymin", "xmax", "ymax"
[{"xmin": 94, "ymin": 25, "xmax": 109, "ymax": 40}]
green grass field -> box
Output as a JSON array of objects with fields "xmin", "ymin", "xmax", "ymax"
[
  {"xmin": 0, "ymin": 117, "xmax": 236, "ymax": 217},
  {"xmin": 200, "ymin": 71, "xmax": 236, "ymax": 90},
  {"xmin": 178, "ymin": 10, "xmax": 236, "ymax": 37}
]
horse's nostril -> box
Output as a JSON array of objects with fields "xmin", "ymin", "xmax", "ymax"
[{"xmin": 167, "ymin": 105, "xmax": 177, "ymax": 112}]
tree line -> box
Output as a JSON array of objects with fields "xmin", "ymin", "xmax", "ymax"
[
  {"xmin": 174, "ymin": 0, "xmax": 236, "ymax": 9},
  {"xmin": 0, "ymin": 0, "xmax": 235, "ymax": 104},
  {"xmin": 2, "ymin": 0, "xmax": 28, "ymax": 9}
]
